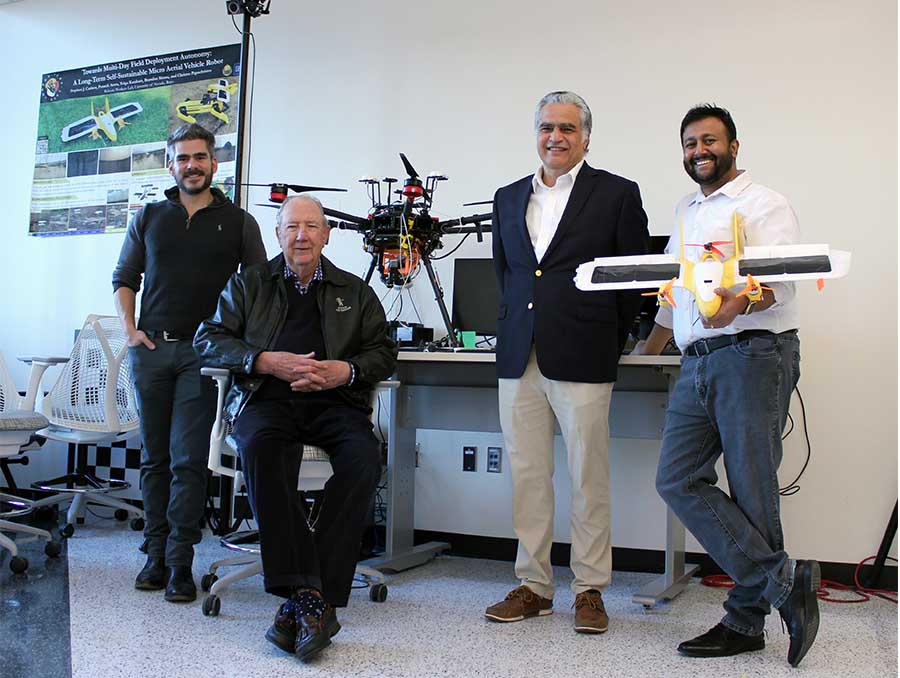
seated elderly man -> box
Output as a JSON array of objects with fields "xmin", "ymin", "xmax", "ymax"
[{"xmin": 194, "ymin": 194, "xmax": 397, "ymax": 662}]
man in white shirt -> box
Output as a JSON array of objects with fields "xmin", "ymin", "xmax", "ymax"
[
  {"xmin": 485, "ymin": 91, "xmax": 649, "ymax": 634},
  {"xmin": 637, "ymin": 104, "xmax": 820, "ymax": 667}
]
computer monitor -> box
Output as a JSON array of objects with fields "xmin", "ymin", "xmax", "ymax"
[
  {"xmin": 451, "ymin": 258, "xmax": 500, "ymax": 336},
  {"xmin": 636, "ymin": 235, "xmax": 671, "ymax": 337}
]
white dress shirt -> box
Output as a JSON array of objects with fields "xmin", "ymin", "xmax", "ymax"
[
  {"xmin": 655, "ymin": 171, "xmax": 801, "ymax": 351},
  {"xmin": 526, "ymin": 159, "xmax": 584, "ymax": 262}
]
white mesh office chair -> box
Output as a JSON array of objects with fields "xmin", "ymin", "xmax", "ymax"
[
  {"xmin": 0, "ymin": 352, "xmax": 61, "ymax": 573},
  {"xmin": 23, "ymin": 314, "xmax": 144, "ymax": 537},
  {"xmin": 199, "ymin": 367, "xmax": 394, "ymax": 617}
]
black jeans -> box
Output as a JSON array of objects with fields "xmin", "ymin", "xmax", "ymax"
[
  {"xmin": 231, "ymin": 398, "xmax": 380, "ymax": 607},
  {"xmin": 130, "ymin": 340, "xmax": 216, "ymax": 567}
]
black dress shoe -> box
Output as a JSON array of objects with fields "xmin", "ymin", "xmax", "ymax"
[
  {"xmin": 266, "ymin": 601, "xmax": 340, "ymax": 654},
  {"xmin": 778, "ymin": 559, "xmax": 821, "ymax": 667},
  {"xmin": 291, "ymin": 591, "xmax": 338, "ymax": 662},
  {"xmin": 294, "ymin": 611, "xmax": 332, "ymax": 662},
  {"xmin": 134, "ymin": 556, "xmax": 166, "ymax": 591},
  {"xmin": 164, "ymin": 565, "xmax": 197, "ymax": 602},
  {"xmin": 677, "ymin": 623, "xmax": 765, "ymax": 658}
]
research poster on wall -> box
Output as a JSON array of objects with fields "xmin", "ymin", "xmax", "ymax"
[{"xmin": 29, "ymin": 44, "xmax": 242, "ymax": 237}]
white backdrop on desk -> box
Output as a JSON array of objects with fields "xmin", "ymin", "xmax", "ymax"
[{"xmin": 0, "ymin": 0, "xmax": 895, "ymax": 567}]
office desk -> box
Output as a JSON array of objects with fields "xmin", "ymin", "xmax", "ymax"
[{"xmin": 364, "ymin": 352, "xmax": 697, "ymax": 608}]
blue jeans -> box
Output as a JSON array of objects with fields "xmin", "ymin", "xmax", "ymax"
[
  {"xmin": 130, "ymin": 340, "xmax": 216, "ymax": 567},
  {"xmin": 656, "ymin": 331, "xmax": 801, "ymax": 636}
]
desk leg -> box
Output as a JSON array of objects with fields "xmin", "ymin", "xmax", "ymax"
[
  {"xmin": 362, "ymin": 385, "xmax": 449, "ymax": 573},
  {"xmin": 633, "ymin": 365, "xmax": 698, "ymax": 606},
  {"xmin": 632, "ymin": 505, "xmax": 699, "ymax": 606}
]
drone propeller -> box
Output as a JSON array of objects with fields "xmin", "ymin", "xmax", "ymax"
[
  {"xmin": 397, "ymin": 153, "xmax": 426, "ymax": 203},
  {"xmin": 399, "ymin": 153, "xmax": 419, "ymax": 179},
  {"xmin": 642, "ymin": 279, "xmax": 677, "ymax": 307},
  {"xmin": 463, "ymin": 200, "xmax": 493, "ymax": 207},
  {"xmin": 736, "ymin": 274, "xmax": 772, "ymax": 298},
  {"xmin": 244, "ymin": 182, "xmax": 347, "ymax": 204},
  {"xmin": 685, "ymin": 240, "xmax": 731, "ymax": 259}
]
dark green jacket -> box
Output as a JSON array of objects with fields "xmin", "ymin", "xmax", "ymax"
[{"xmin": 193, "ymin": 254, "xmax": 397, "ymax": 421}]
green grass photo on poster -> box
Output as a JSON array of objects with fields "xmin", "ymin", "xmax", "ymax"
[{"xmin": 37, "ymin": 86, "xmax": 172, "ymax": 154}]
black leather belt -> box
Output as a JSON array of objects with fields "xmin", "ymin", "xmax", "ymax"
[
  {"xmin": 145, "ymin": 330, "xmax": 192, "ymax": 342},
  {"xmin": 684, "ymin": 329, "xmax": 792, "ymax": 357}
]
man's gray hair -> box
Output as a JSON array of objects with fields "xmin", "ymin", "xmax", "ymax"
[
  {"xmin": 275, "ymin": 194, "xmax": 328, "ymax": 227},
  {"xmin": 534, "ymin": 91, "xmax": 593, "ymax": 136}
]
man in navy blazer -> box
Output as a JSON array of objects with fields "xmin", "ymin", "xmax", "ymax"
[{"xmin": 484, "ymin": 91, "xmax": 649, "ymax": 635}]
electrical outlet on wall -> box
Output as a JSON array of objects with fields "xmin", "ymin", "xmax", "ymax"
[
  {"xmin": 463, "ymin": 445, "xmax": 477, "ymax": 472},
  {"xmin": 487, "ymin": 446, "xmax": 502, "ymax": 473}
]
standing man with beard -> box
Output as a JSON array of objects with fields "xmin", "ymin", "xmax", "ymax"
[
  {"xmin": 636, "ymin": 104, "xmax": 820, "ymax": 667},
  {"xmin": 113, "ymin": 123, "xmax": 266, "ymax": 602}
]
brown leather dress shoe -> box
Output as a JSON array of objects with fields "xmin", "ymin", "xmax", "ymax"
[
  {"xmin": 485, "ymin": 585, "xmax": 553, "ymax": 622},
  {"xmin": 266, "ymin": 600, "xmax": 341, "ymax": 655},
  {"xmin": 573, "ymin": 589, "xmax": 608, "ymax": 634},
  {"xmin": 294, "ymin": 610, "xmax": 333, "ymax": 662}
]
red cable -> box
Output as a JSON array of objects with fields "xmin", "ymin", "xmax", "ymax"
[
  {"xmin": 852, "ymin": 555, "xmax": 898, "ymax": 604},
  {"xmin": 698, "ymin": 555, "xmax": 897, "ymax": 605}
]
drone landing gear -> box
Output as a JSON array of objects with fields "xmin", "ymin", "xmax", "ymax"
[
  {"xmin": 364, "ymin": 254, "xmax": 379, "ymax": 286},
  {"xmin": 366, "ymin": 252, "xmax": 459, "ymax": 348},
  {"xmin": 421, "ymin": 256, "xmax": 459, "ymax": 348}
]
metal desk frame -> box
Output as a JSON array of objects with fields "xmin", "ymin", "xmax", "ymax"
[{"xmin": 365, "ymin": 352, "xmax": 698, "ymax": 607}]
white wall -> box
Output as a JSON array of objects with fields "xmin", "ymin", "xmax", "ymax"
[{"xmin": 1, "ymin": 0, "xmax": 895, "ymax": 564}]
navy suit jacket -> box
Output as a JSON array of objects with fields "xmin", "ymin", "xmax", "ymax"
[{"xmin": 492, "ymin": 162, "xmax": 650, "ymax": 382}]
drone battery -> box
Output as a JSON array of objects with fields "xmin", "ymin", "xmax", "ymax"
[{"xmin": 388, "ymin": 322, "xmax": 434, "ymax": 347}]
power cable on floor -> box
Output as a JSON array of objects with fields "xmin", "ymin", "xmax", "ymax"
[{"xmin": 700, "ymin": 555, "xmax": 897, "ymax": 605}]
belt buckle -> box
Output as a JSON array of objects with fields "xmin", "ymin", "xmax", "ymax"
[
  {"xmin": 162, "ymin": 331, "xmax": 179, "ymax": 342},
  {"xmin": 693, "ymin": 339, "xmax": 711, "ymax": 357}
]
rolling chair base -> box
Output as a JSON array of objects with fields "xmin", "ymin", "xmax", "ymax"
[
  {"xmin": 31, "ymin": 471, "xmax": 144, "ymax": 536},
  {"xmin": 200, "ymin": 528, "xmax": 388, "ymax": 616}
]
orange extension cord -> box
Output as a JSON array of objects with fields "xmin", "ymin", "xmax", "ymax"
[{"xmin": 699, "ymin": 555, "xmax": 898, "ymax": 605}]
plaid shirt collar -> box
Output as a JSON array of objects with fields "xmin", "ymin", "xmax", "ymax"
[{"xmin": 283, "ymin": 259, "xmax": 323, "ymax": 295}]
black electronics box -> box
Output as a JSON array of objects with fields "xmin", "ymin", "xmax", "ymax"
[{"xmin": 388, "ymin": 321, "xmax": 434, "ymax": 348}]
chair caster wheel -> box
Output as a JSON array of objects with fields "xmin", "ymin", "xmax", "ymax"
[
  {"xmin": 201, "ymin": 573, "xmax": 218, "ymax": 592},
  {"xmin": 45, "ymin": 541, "xmax": 62, "ymax": 558},
  {"xmin": 202, "ymin": 595, "xmax": 221, "ymax": 616},
  {"xmin": 130, "ymin": 518, "xmax": 145, "ymax": 531},
  {"xmin": 10, "ymin": 556, "xmax": 28, "ymax": 574},
  {"xmin": 369, "ymin": 583, "xmax": 388, "ymax": 602},
  {"xmin": 114, "ymin": 509, "xmax": 128, "ymax": 521},
  {"xmin": 60, "ymin": 524, "xmax": 75, "ymax": 538}
]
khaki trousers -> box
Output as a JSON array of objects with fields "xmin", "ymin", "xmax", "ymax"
[{"xmin": 498, "ymin": 349, "xmax": 614, "ymax": 599}]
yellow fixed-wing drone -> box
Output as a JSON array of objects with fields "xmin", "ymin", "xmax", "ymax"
[
  {"xmin": 60, "ymin": 98, "xmax": 143, "ymax": 143},
  {"xmin": 575, "ymin": 213, "xmax": 851, "ymax": 318},
  {"xmin": 176, "ymin": 79, "xmax": 238, "ymax": 125}
]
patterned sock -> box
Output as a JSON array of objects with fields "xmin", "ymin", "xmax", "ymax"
[{"xmin": 289, "ymin": 588, "xmax": 326, "ymax": 619}]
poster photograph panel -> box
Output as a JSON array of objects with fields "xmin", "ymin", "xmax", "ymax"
[{"xmin": 30, "ymin": 44, "xmax": 242, "ymax": 237}]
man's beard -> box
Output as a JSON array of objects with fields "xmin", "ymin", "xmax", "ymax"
[
  {"xmin": 176, "ymin": 169, "xmax": 213, "ymax": 195},
  {"xmin": 684, "ymin": 151, "xmax": 734, "ymax": 187}
]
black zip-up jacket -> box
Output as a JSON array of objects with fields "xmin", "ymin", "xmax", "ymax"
[
  {"xmin": 193, "ymin": 254, "xmax": 397, "ymax": 420},
  {"xmin": 112, "ymin": 186, "xmax": 266, "ymax": 337}
]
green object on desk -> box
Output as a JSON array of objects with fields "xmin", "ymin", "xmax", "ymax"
[{"xmin": 457, "ymin": 331, "xmax": 477, "ymax": 348}]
